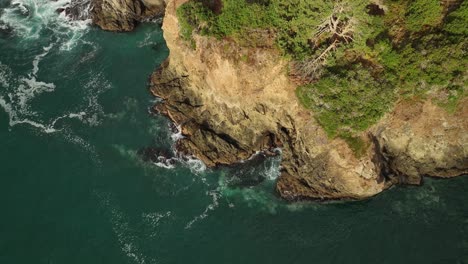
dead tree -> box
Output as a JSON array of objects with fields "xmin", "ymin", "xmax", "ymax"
[{"xmin": 293, "ymin": 1, "xmax": 356, "ymax": 82}]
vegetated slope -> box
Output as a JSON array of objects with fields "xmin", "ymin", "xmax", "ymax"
[
  {"xmin": 151, "ymin": 0, "xmax": 467, "ymax": 200},
  {"xmin": 177, "ymin": 0, "xmax": 467, "ymax": 152}
]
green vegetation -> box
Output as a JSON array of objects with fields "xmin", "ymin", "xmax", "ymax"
[
  {"xmin": 405, "ymin": 0, "xmax": 443, "ymax": 32},
  {"xmin": 340, "ymin": 135, "xmax": 369, "ymax": 158},
  {"xmin": 444, "ymin": 0, "xmax": 468, "ymax": 35},
  {"xmin": 177, "ymin": 1, "xmax": 215, "ymax": 48},
  {"xmin": 296, "ymin": 64, "xmax": 395, "ymax": 137},
  {"xmin": 177, "ymin": 0, "xmax": 467, "ymax": 155}
]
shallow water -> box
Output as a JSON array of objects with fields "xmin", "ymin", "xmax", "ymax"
[{"xmin": 0, "ymin": 1, "xmax": 467, "ymax": 263}]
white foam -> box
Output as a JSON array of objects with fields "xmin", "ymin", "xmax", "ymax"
[
  {"xmin": 142, "ymin": 211, "xmax": 172, "ymax": 227},
  {"xmin": 263, "ymin": 154, "xmax": 282, "ymax": 181},
  {"xmin": 153, "ymin": 160, "xmax": 176, "ymax": 169},
  {"xmin": 0, "ymin": 96, "xmax": 54, "ymax": 133},
  {"xmin": 0, "ymin": 0, "xmax": 91, "ymax": 48},
  {"xmin": 0, "ymin": 44, "xmax": 57, "ymax": 127},
  {"xmin": 32, "ymin": 42, "xmax": 54, "ymax": 76},
  {"xmin": 0, "ymin": 62, "xmax": 11, "ymax": 88},
  {"xmin": 239, "ymin": 150, "xmax": 262, "ymax": 163},
  {"xmin": 79, "ymin": 72, "xmax": 111, "ymax": 126},
  {"xmin": 137, "ymin": 31, "xmax": 154, "ymax": 48},
  {"xmin": 170, "ymin": 125, "xmax": 185, "ymax": 141},
  {"xmin": 185, "ymin": 189, "xmax": 220, "ymax": 229},
  {"xmin": 78, "ymin": 41, "xmax": 99, "ymax": 64},
  {"xmin": 94, "ymin": 191, "xmax": 155, "ymax": 264},
  {"xmin": 62, "ymin": 131, "xmax": 100, "ymax": 163},
  {"xmin": 142, "ymin": 211, "xmax": 172, "ymax": 238},
  {"xmin": 13, "ymin": 0, "xmax": 29, "ymax": 15},
  {"xmin": 181, "ymin": 155, "xmax": 207, "ymax": 174},
  {"xmin": 137, "ymin": 30, "xmax": 162, "ymax": 48}
]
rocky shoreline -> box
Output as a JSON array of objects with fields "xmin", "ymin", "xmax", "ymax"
[
  {"xmin": 91, "ymin": 0, "xmax": 165, "ymax": 31},
  {"xmin": 90, "ymin": 0, "xmax": 467, "ymax": 201},
  {"xmin": 58, "ymin": 0, "xmax": 165, "ymax": 31},
  {"xmin": 148, "ymin": 0, "xmax": 467, "ymax": 201}
]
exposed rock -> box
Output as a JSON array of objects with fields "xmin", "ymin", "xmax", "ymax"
[
  {"xmin": 91, "ymin": 0, "xmax": 165, "ymax": 31},
  {"xmin": 138, "ymin": 146, "xmax": 173, "ymax": 162},
  {"xmin": 57, "ymin": 0, "xmax": 92, "ymax": 21},
  {"xmin": 137, "ymin": 146, "xmax": 177, "ymax": 168},
  {"xmin": 372, "ymin": 99, "xmax": 468, "ymax": 185},
  {"xmin": 150, "ymin": 0, "xmax": 467, "ymax": 201}
]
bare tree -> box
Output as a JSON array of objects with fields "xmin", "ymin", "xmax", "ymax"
[{"xmin": 293, "ymin": 1, "xmax": 357, "ymax": 82}]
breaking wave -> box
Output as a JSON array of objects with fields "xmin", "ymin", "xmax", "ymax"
[{"xmin": 0, "ymin": 0, "xmax": 97, "ymax": 134}]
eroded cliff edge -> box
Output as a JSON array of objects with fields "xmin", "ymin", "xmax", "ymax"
[{"xmin": 150, "ymin": 0, "xmax": 467, "ymax": 200}]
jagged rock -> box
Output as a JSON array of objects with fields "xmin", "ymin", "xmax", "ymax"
[
  {"xmin": 62, "ymin": 0, "xmax": 92, "ymax": 20},
  {"xmin": 372, "ymin": 99, "xmax": 468, "ymax": 185},
  {"xmin": 91, "ymin": 0, "xmax": 165, "ymax": 31},
  {"xmin": 150, "ymin": 0, "xmax": 467, "ymax": 201}
]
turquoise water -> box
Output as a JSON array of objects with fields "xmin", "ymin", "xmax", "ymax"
[{"xmin": 0, "ymin": 1, "xmax": 467, "ymax": 263}]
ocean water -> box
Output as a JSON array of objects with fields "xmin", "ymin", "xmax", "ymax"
[{"xmin": 0, "ymin": 1, "xmax": 467, "ymax": 263}]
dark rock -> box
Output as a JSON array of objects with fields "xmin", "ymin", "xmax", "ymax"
[
  {"xmin": 223, "ymin": 154, "xmax": 268, "ymax": 187},
  {"xmin": 366, "ymin": 3, "xmax": 385, "ymax": 16},
  {"xmin": 137, "ymin": 146, "xmax": 173, "ymax": 163},
  {"xmin": 56, "ymin": 7, "xmax": 65, "ymax": 14}
]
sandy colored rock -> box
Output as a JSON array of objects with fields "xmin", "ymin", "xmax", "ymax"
[
  {"xmin": 372, "ymin": 99, "xmax": 468, "ymax": 185},
  {"xmin": 150, "ymin": 0, "xmax": 467, "ymax": 200}
]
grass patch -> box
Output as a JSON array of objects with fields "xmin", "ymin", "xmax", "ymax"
[
  {"xmin": 433, "ymin": 85, "xmax": 467, "ymax": 114},
  {"xmin": 341, "ymin": 135, "xmax": 369, "ymax": 158}
]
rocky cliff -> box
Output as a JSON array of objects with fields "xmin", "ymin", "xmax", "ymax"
[
  {"xmin": 91, "ymin": 0, "xmax": 165, "ymax": 31},
  {"xmin": 150, "ymin": 0, "xmax": 467, "ymax": 200},
  {"xmin": 59, "ymin": 0, "xmax": 165, "ymax": 31}
]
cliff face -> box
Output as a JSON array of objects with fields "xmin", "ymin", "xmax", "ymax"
[
  {"xmin": 91, "ymin": 0, "xmax": 165, "ymax": 31},
  {"xmin": 373, "ymin": 99, "xmax": 468, "ymax": 185},
  {"xmin": 150, "ymin": 0, "xmax": 467, "ymax": 200}
]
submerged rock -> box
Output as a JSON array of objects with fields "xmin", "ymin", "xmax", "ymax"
[{"xmin": 138, "ymin": 146, "xmax": 177, "ymax": 168}]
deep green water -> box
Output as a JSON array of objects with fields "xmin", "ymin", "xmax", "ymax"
[{"xmin": 0, "ymin": 1, "xmax": 467, "ymax": 263}]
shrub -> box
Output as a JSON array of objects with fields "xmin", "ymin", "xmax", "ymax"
[
  {"xmin": 405, "ymin": 0, "xmax": 443, "ymax": 32},
  {"xmin": 296, "ymin": 64, "xmax": 395, "ymax": 138}
]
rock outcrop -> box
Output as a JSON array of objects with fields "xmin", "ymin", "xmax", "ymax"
[
  {"xmin": 91, "ymin": 0, "xmax": 165, "ymax": 31},
  {"xmin": 373, "ymin": 99, "xmax": 468, "ymax": 185},
  {"xmin": 150, "ymin": 0, "xmax": 467, "ymax": 200}
]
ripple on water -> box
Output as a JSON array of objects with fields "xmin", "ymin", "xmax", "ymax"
[{"xmin": 94, "ymin": 190, "xmax": 156, "ymax": 264}]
